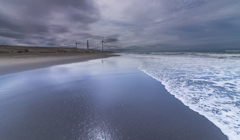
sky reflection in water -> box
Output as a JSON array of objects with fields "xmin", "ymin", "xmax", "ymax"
[
  {"xmin": 0, "ymin": 56, "xmax": 228, "ymax": 140},
  {"xmin": 0, "ymin": 56, "xmax": 140, "ymax": 140}
]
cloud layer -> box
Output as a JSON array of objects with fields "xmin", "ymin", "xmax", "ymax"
[{"xmin": 0, "ymin": 0, "xmax": 240, "ymax": 51}]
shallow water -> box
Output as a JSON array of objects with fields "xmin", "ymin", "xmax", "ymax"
[
  {"xmin": 0, "ymin": 56, "xmax": 228, "ymax": 140},
  {"xmin": 125, "ymin": 52, "xmax": 240, "ymax": 140}
]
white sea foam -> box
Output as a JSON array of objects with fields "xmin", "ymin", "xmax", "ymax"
[{"xmin": 123, "ymin": 52, "xmax": 240, "ymax": 140}]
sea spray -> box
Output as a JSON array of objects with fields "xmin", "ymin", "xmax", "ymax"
[{"xmin": 123, "ymin": 52, "xmax": 240, "ymax": 140}]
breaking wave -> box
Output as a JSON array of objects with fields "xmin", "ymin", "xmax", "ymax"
[{"xmin": 124, "ymin": 52, "xmax": 240, "ymax": 140}]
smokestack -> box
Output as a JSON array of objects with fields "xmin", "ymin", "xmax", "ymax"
[{"xmin": 87, "ymin": 40, "xmax": 89, "ymax": 50}]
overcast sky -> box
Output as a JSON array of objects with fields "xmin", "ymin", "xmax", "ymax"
[{"xmin": 0, "ymin": 0, "xmax": 240, "ymax": 51}]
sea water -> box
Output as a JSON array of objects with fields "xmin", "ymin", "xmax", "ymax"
[{"xmin": 123, "ymin": 52, "xmax": 240, "ymax": 140}]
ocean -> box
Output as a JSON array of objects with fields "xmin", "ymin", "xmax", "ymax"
[{"xmin": 123, "ymin": 52, "xmax": 240, "ymax": 140}]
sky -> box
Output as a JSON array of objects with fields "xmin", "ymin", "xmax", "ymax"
[{"xmin": 0, "ymin": 0, "xmax": 240, "ymax": 51}]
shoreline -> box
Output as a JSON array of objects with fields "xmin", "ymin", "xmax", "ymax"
[
  {"xmin": 0, "ymin": 53, "xmax": 118, "ymax": 76},
  {"xmin": 0, "ymin": 56, "xmax": 228, "ymax": 140},
  {"xmin": 0, "ymin": 44, "xmax": 118, "ymax": 76}
]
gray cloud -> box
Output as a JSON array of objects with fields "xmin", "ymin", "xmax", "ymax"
[
  {"xmin": 105, "ymin": 38, "xmax": 118, "ymax": 43},
  {"xmin": 0, "ymin": 0, "xmax": 100, "ymax": 47},
  {"xmin": 0, "ymin": 29, "xmax": 26, "ymax": 39},
  {"xmin": 0, "ymin": 0, "xmax": 240, "ymax": 51},
  {"xmin": 75, "ymin": 33, "xmax": 102, "ymax": 40}
]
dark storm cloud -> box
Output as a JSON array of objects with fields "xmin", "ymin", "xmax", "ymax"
[
  {"xmin": 162, "ymin": 16, "xmax": 240, "ymax": 46},
  {"xmin": 50, "ymin": 26, "xmax": 69, "ymax": 34},
  {"xmin": 0, "ymin": 13, "xmax": 48, "ymax": 34},
  {"xmin": 4, "ymin": 0, "xmax": 99, "ymax": 23},
  {"xmin": 1, "ymin": 0, "xmax": 240, "ymax": 51},
  {"xmin": 75, "ymin": 33, "xmax": 102, "ymax": 40},
  {"xmin": 0, "ymin": 30, "xmax": 26, "ymax": 39},
  {"xmin": 120, "ymin": 0, "xmax": 240, "ymax": 51},
  {"xmin": 105, "ymin": 38, "xmax": 118, "ymax": 43},
  {"xmin": 0, "ymin": 0, "xmax": 100, "ymax": 46}
]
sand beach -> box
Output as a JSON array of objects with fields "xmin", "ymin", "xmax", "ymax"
[
  {"xmin": 0, "ymin": 45, "xmax": 115, "ymax": 76},
  {"xmin": 0, "ymin": 52, "xmax": 228, "ymax": 140},
  {"xmin": 0, "ymin": 0, "xmax": 239, "ymax": 139}
]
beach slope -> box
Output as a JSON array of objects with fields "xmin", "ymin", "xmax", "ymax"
[{"xmin": 0, "ymin": 45, "xmax": 116, "ymax": 75}]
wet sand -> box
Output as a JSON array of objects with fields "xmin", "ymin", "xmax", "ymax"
[
  {"xmin": 0, "ymin": 56, "xmax": 228, "ymax": 140},
  {"xmin": 0, "ymin": 54, "xmax": 116, "ymax": 76}
]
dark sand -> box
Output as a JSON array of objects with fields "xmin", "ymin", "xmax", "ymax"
[{"xmin": 0, "ymin": 56, "xmax": 228, "ymax": 140}]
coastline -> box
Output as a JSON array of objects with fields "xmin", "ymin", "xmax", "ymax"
[
  {"xmin": 0, "ymin": 54, "xmax": 117, "ymax": 76},
  {"xmin": 0, "ymin": 46, "xmax": 117, "ymax": 76},
  {"xmin": 0, "ymin": 56, "xmax": 228, "ymax": 140},
  {"xmin": 129, "ymin": 52, "xmax": 239, "ymax": 140}
]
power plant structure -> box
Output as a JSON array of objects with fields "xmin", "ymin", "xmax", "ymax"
[
  {"xmin": 87, "ymin": 40, "xmax": 89, "ymax": 50},
  {"xmin": 99, "ymin": 37, "xmax": 106, "ymax": 51}
]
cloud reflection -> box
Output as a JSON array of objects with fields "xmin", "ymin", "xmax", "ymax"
[{"xmin": 86, "ymin": 121, "xmax": 115, "ymax": 140}]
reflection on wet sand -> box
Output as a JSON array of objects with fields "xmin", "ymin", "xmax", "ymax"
[{"xmin": 0, "ymin": 56, "xmax": 228, "ymax": 140}]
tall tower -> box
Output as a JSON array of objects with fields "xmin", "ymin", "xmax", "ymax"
[
  {"xmin": 75, "ymin": 41, "xmax": 78, "ymax": 48},
  {"xmin": 100, "ymin": 37, "xmax": 106, "ymax": 52},
  {"xmin": 87, "ymin": 40, "xmax": 89, "ymax": 50}
]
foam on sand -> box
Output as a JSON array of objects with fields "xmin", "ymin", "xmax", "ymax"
[{"xmin": 124, "ymin": 52, "xmax": 240, "ymax": 140}]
